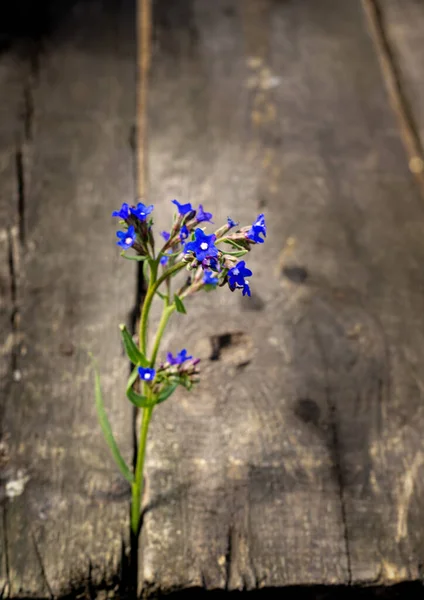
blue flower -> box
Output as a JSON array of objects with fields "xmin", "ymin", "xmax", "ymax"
[
  {"xmin": 247, "ymin": 213, "xmax": 266, "ymax": 244},
  {"xmin": 228, "ymin": 260, "xmax": 252, "ymax": 291},
  {"xmin": 227, "ymin": 217, "xmax": 238, "ymax": 229},
  {"xmin": 160, "ymin": 254, "xmax": 169, "ymax": 265},
  {"xmin": 197, "ymin": 204, "xmax": 213, "ymax": 223},
  {"xmin": 172, "ymin": 199, "xmax": 194, "ymax": 215},
  {"xmin": 161, "ymin": 231, "xmax": 171, "ymax": 241},
  {"xmin": 130, "ymin": 202, "xmax": 154, "ymax": 221},
  {"xmin": 112, "ymin": 202, "xmax": 130, "ymax": 219},
  {"xmin": 138, "ymin": 366, "xmax": 156, "ymax": 381},
  {"xmin": 116, "ymin": 225, "xmax": 136, "ymax": 250},
  {"xmin": 184, "ymin": 228, "xmax": 218, "ymax": 262},
  {"xmin": 203, "ymin": 270, "xmax": 218, "ymax": 286},
  {"xmin": 167, "ymin": 349, "xmax": 193, "ymax": 365},
  {"xmin": 179, "ymin": 224, "xmax": 190, "ymax": 242},
  {"xmin": 242, "ymin": 281, "xmax": 251, "ymax": 297}
]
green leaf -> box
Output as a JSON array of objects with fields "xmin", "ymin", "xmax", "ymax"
[
  {"xmin": 120, "ymin": 252, "xmax": 148, "ymax": 261},
  {"xmin": 156, "ymin": 290, "xmax": 167, "ymax": 301},
  {"xmin": 222, "ymin": 239, "xmax": 246, "ymax": 251},
  {"xmin": 174, "ymin": 294, "xmax": 187, "ymax": 314},
  {"xmin": 126, "ymin": 366, "xmax": 150, "ymax": 408},
  {"xmin": 90, "ymin": 355, "xmax": 134, "ymax": 484},
  {"xmin": 156, "ymin": 382, "xmax": 179, "ymax": 404},
  {"xmin": 119, "ymin": 325, "xmax": 149, "ymax": 366}
]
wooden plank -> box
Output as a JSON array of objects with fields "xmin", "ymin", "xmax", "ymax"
[
  {"xmin": 0, "ymin": 41, "xmax": 28, "ymax": 599},
  {"xmin": 0, "ymin": 1, "xmax": 136, "ymax": 596},
  {"xmin": 139, "ymin": 0, "xmax": 424, "ymax": 593}
]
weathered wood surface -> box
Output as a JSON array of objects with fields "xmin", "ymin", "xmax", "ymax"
[
  {"xmin": 140, "ymin": 0, "xmax": 424, "ymax": 594},
  {"xmin": 377, "ymin": 0, "xmax": 424, "ymax": 154},
  {"xmin": 0, "ymin": 1, "xmax": 136, "ymax": 596},
  {"xmin": 2, "ymin": 0, "xmax": 424, "ymax": 597}
]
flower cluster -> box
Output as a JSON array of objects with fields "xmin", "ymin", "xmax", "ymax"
[
  {"xmin": 94, "ymin": 199, "xmax": 267, "ymax": 539},
  {"xmin": 112, "ymin": 198, "xmax": 266, "ymax": 398}
]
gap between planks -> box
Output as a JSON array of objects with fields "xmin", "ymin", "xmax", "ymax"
[{"xmin": 361, "ymin": 0, "xmax": 424, "ymax": 193}]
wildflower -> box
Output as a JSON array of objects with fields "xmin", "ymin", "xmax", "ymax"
[
  {"xmin": 242, "ymin": 281, "xmax": 251, "ymax": 297},
  {"xmin": 179, "ymin": 224, "xmax": 190, "ymax": 242},
  {"xmin": 228, "ymin": 260, "xmax": 252, "ymax": 292},
  {"xmin": 161, "ymin": 231, "xmax": 171, "ymax": 241},
  {"xmin": 184, "ymin": 228, "xmax": 218, "ymax": 262},
  {"xmin": 130, "ymin": 202, "xmax": 154, "ymax": 221},
  {"xmin": 247, "ymin": 213, "xmax": 266, "ymax": 244},
  {"xmin": 197, "ymin": 205, "xmax": 213, "ymax": 223},
  {"xmin": 112, "ymin": 202, "xmax": 130, "ymax": 219},
  {"xmin": 138, "ymin": 366, "xmax": 156, "ymax": 381},
  {"xmin": 167, "ymin": 349, "xmax": 193, "ymax": 365},
  {"xmin": 227, "ymin": 217, "xmax": 238, "ymax": 229},
  {"xmin": 172, "ymin": 199, "xmax": 194, "ymax": 216},
  {"xmin": 160, "ymin": 254, "xmax": 169, "ymax": 265},
  {"xmin": 203, "ymin": 270, "xmax": 218, "ymax": 286},
  {"xmin": 116, "ymin": 225, "xmax": 136, "ymax": 250}
]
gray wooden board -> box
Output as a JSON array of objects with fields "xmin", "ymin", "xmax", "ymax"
[
  {"xmin": 0, "ymin": 1, "xmax": 136, "ymax": 596},
  {"xmin": 139, "ymin": 0, "xmax": 424, "ymax": 593},
  {"xmin": 0, "ymin": 42, "xmax": 28, "ymax": 599},
  {"xmin": 380, "ymin": 0, "xmax": 424, "ymax": 146}
]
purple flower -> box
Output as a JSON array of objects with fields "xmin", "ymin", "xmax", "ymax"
[
  {"xmin": 184, "ymin": 228, "xmax": 218, "ymax": 262},
  {"xmin": 172, "ymin": 199, "xmax": 194, "ymax": 216},
  {"xmin": 112, "ymin": 202, "xmax": 130, "ymax": 219},
  {"xmin": 161, "ymin": 231, "xmax": 171, "ymax": 241},
  {"xmin": 167, "ymin": 349, "xmax": 193, "ymax": 365},
  {"xmin": 179, "ymin": 224, "xmax": 190, "ymax": 242},
  {"xmin": 138, "ymin": 366, "xmax": 156, "ymax": 381},
  {"xmin": 247, "ymin": 213, "xmax": 266, "ymax": 244},
  {"xmin": 227, "ymin": 217, "xmax": 238, "ymax": 229},
  {"xmin": 130, "ymin": 202, "xmax": 154, "ymax": 221},
  {"xmin": 197, "ymin": 205, "xmax": 213, "ymax": 223},
  {"xmin": 228, "ymin": 260, "xmax": 252, "ymax": 291},
  {"xmin": 203, "ymin": 270, "xmax": 218, "ymax": 286},
  {"xmin": 116, "ymin": 225, "xmax": 136, "ymax": 250}
]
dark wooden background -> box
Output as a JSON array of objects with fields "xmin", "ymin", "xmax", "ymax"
[{"xmin": 2, "ymin": 0, "xmax": 424, "ymax": 597}]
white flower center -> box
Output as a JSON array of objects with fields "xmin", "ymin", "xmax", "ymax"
[
  {"xmin": 200, "ymin": 242, "xmax": 208, "ymax": 250},
  {"xmin": 144, "ymin": 373, "xmax": 151, "ymax": 380},
  {"xmin": 232, "ymin": 268, "xmax": 239, "ymax": 275},
  {"xmin": 125, "ymin": 237, "xmax": 133, "ymax": 244}
]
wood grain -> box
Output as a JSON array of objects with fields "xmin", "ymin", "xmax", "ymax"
[
  {"xmin": 138, "ymin": 0, "xmax": 424, "ymax": 593},
  {"xmin": 0, "ymin": 1, "xmax": 136, "ymax": 596}
]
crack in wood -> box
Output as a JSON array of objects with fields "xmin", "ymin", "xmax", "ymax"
[
  {"xmin": 312, "ymin": 323, "xmax": 353, "ymax": 585},
  {"xmin": 31, "ymin": 531, "xmax": 54, "ymax": 599},
  {"xmin": 14, "ymin": 149, "xmax": 26, "ymax": 246},
  {"xmin": 361, "ymin": 0, "xmax": 424, "ymax": 194},
  {"xmin": 1, "ymin": 506, "xmax": 10, "ymax": 598}
]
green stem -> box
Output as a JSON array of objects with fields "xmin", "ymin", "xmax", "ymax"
[
  {"xmin": 150, "ymin": 304, "xmax": 175, "ymax": 366},
  {"xmin": 131, "ymin": 404, "xmax": 153, "ymax": 535},
  {"xmin": 138, "ymin": 261, "xmax": 186, "ymax": 355}
]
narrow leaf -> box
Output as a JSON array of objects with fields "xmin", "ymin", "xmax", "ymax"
[
  {"xmin": 126, "ymin": 366, "xmax": 150, "ymax": 408},
  {"xmin": 119, "ymin": 324, "xmax": 148, "ymax": 366},
  {"xmin": 156, "ymin": 290, "xmax": 167, "ymax": 301},
  {"xmin": 222, "ymin": 239, "xmax": 245, "ymax": 251},
  {"xmin": 90, "ymin": 355, "xmax": 134, "ymax": 484},
  {"xmin": 156, "ymin": 382, "xmax": 179, "ymax": 404},
  {"xmin": 174, "ymin": 294, "xmax": 187, "ymax": 314},
  {"xmin": 120, "ymin": 252, "xmax": 148, "ymax": 261},
  {"xmin": 126, "ymin": 388, "xmax": 150, "ymax": 408}
]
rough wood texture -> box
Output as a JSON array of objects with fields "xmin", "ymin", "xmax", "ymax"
[
  {"xmin": 139, "ymin": 0, "xmax": 424, "ymax": 593},
  {"xmin": 0, "ymin": 1, "xmax": 136, "ymax": 596}
]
